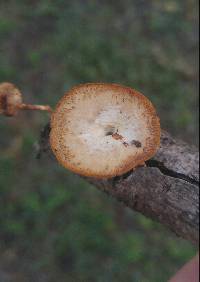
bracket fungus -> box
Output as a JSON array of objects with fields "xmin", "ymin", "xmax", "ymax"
[
  {"xmin": 50, "ymin": 83, "xmax": 161, "ymax": 178},
  {"xmin": 0, "ymin": 82, "xmax": 52, "ymax": 116}
]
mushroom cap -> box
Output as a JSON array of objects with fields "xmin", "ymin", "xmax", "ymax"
[
  {"xmin": 50, "ymin": 83, "xmax": 160, "ymax": 178},
  {"xmin": 0, "ymin": 82, "xmax": 22, "ymax": 116}
]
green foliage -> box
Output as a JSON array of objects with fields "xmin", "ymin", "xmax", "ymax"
[{"xmin": 0, "ymin": 0, "xmax": 198, "ymax": 281}]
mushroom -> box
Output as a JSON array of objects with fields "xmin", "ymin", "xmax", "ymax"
[
  {"xmin": 50, "ymin": 83, "xmax": 160, "ymax": 178},
  {"xmin": 0, "ymin": 82, "xmax": 52, "ymax": 116}
]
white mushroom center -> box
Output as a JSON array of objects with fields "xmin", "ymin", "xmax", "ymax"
[{"xmin": 77, "ymin": 105, "xmax": 142, "ymax": 152}]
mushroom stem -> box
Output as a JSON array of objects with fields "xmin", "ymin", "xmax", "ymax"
[{"xmin": 18, "ymin": 103, "xmax": 52, "ymax": 113}]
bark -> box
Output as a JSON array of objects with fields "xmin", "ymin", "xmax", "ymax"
[{"xmin": 38, "ymin": 125, "xmax": 199, "ymax": 245}]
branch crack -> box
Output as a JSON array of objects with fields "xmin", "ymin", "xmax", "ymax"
[{"xmin": 145, "ymin": 159, "xmax": 199, "ymax": 186}]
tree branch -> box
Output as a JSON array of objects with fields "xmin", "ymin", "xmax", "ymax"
[{"xmin": 37, "ymin": 124, "xmax": 199, "ymax": 245}]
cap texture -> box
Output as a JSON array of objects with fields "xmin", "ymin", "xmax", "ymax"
[{"xmin": 50, "ymin": 83, "xmax": 160, "ymax": 178}]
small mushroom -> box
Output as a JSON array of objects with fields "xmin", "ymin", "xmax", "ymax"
[
  {"xmin": 50, "ymin": 83, "xmax": 160, "ymax": 178},
  {"xmin": 0, "ymin": 82, "xmax": 52, "ymax": 116},
  {"xmin": 0, "ymin": 82, "xmax": 23, "ymax": 116}
]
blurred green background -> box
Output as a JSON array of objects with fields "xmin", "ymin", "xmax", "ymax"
[{"xmin": 0, "ymin": 1, "xmax": 198, "ymax": 281}]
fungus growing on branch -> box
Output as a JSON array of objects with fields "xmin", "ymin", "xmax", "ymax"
[{"xmin": 50, "ymin": 83, "xmax": 161, "ymax": 178}]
